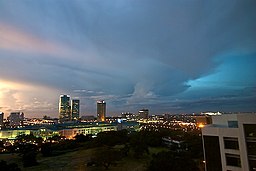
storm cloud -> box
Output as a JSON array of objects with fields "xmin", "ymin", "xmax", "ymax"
[{"xmin": 0, "ymin": 0, "xmax": 255, "ymax": 117}]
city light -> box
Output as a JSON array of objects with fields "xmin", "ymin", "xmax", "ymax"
[{"xmin": 198, "ymin": 123, "xmax": 205, "ymax": 128}]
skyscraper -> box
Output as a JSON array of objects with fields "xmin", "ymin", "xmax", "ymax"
[
  {"xmin": 59, "ymin": 95, "xmax": 71, "ymax": 122},
  {"xmin": 97, "ymin": 100, "xmax": 106, "ymax": 122},
  {"xmin": 71, "ymin": 99, "xmax": 80, "ymax": 120}
]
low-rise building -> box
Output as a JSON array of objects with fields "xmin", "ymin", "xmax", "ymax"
[{"xmin": 59, "ymin": 124, "xmax": 117, "ymax": 139}]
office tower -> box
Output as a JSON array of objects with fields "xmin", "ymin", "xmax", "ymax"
[
  {"xmin": 71, "ymin": 99, "xmax": 80, "ymax": 120},
  {"xmin": 0, "ymin": 112, "xmax": 3, "ymax": 127},
  {"xmin": 8, "ymin": 112, "xmax": 24, "ymax": 127},
  {"xmin": 138, "ymin": 109, "xmax": 149, "ymax": 119},
  {"xmin": 202, "ymin": 114, "xmax": 256, "ymax": 171},
  {"xmin": 97, "ymin": 100, "xmax": 106, "ymax": 122},
  {"xmin": 59, "ymin": 95, "xmax": 71, "ymax": 122}
]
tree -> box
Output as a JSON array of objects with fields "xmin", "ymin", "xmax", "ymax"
[
  {"xmin": 148, "ymin": 151, "xmax": 199, "ymax": 171},
  {"xmin": 140, "ymin": 130, "xmax": 163, "ymax": 147},
  {"xmin": 95, "ymin": 130, "xmax": 128, "ymax": 146},
  {"xmin": 129, "ymin": 132, "xmax": 149, "ymax": 158},
  {"xmin": 48, "ymin": 135, "xmax": 65, "ymax": 142},
  {"xmin": 74, "ymin": 134, "xmax": 90, "ymax": 142},
  {"xmin": 183, "ymin": 132, "xmax": 203, "ymax": 159},
  {"xmin": 0, "ymin": 141, "xmax": 4, "ymax": 148},
  {"xmin": 20, "ymin": 144, "xmax": 38, "ymax": 167},
  {"xmin": 0, "ymin": 160, "xmax": 21, "ymax": 171},
  {"xmin": 16, "ymin": 133, "xmax": 43, "ymax": 146},
  {"xmin": 41, "ymin": 143, "xmax": 53, "ymax": 157},
  {"xmin": 91, "ymin": 147, "xmax": 122, "ymax": 170}
]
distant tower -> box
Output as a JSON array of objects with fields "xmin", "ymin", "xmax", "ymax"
[
  {"xmin": 8, "ymin": 112, "xmax": 24, "ymax": 127},
  {"xmin": 97, "ymin": 100, "xmax": 106, "ymax": 122},
  {"xmin": 138, "ymin": 109, "xmax": 149, "ymax": 119},
  {"xmin": 59, "ymin": 95, "xmax": 71, "ymax": 122},
  {"xmin": 71, "ymin": 99, "xmax": 80, "ymax": 120}
]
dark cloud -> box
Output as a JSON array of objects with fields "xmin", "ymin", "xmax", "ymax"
[{"xmin": 0, "ymin": 0, "xmax": 255, "ymax": 116}]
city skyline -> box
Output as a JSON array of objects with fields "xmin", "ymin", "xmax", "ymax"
[{"xmin": 0, "ymin": 1, "xmax": 256, "ymax": 118}]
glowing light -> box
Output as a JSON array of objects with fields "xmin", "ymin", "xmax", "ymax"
[{"xmin": 198, "ymin": 123, "xmax": 205, "ymax": 128}]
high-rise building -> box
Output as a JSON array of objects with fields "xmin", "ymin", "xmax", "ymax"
[
  {"xmin": 0, "ymin": 112, "xmax": 4, "ymax": 127},
  {"xmin": 202, "ymin": 114, "xmax": 256, "ymax": 171},
  {"xmin": 59, "ymin": 95, "xmax": 71, "ymax": 122},
  {"xmin": 138, "ymin": 109, "xmax": 149, "ymax": 119},
  {"xmin": 97, "ymin": 100, "xmax": 106, "ymax": 122},
  {"xmin": 71, "ymin": 99, "xmax": 80, "ymax": 120},
  {"xmin": 8, "ymin": 112, "xmax": 24, "ymax": 127}
]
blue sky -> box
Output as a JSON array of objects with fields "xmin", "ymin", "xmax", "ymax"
[{"xmin": 0, "ymin": 0, "xmax": 255, "ymax": 118}]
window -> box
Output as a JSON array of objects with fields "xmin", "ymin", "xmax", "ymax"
[
  {"xmin": 224, "ymin": 137, "xmax": 239, "ymax": 150},
  {"xmin": 203, "ymin": 136, "xmax": 222, "ymax": 171},
  {"xmin": 226, "ymin": 154, "xmax": 241, "ymax": 167},
  {"xmin": 244, "ymin": 124, "xmax": 256, "ymax": 138},
  {"xmin": 228, "ymin": 121, "xmax": 238, "ymax": 128},
  {"xmin": 247, "ymin": 142, "xmax": 256, "ymax": 155},
  {"xmin": 248, "ymin": 158, "xmax": 256, "ymax": 171}
]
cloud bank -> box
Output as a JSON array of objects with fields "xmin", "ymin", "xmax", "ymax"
[{"xmin": 0, "ymin": 0, "xmax": 255, "ymax": 117}]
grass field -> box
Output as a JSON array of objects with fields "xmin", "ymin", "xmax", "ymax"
[{"xmin": 0, "ymin": 146, "xmax": 167, "ymax": 171}]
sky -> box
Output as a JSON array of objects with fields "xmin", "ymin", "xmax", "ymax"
[{"xmin": 0, "ymin": 0, "xmax": 256, "ymax": 118}]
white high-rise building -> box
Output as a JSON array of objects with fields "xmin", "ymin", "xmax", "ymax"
[{"xmin": 202, "ymin": 114, "xmax": 256, "ymax": 171}]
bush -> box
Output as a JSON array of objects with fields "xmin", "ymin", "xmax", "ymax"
[{"xmin": 148, "ymin": 151, "xmax": 199, "ymax": 171}]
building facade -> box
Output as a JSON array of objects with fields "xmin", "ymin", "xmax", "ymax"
[
  {"xmin": 71, "ymin": 99, "xmax": 80, "ymax": 120},
  {"xmin": 8, "ymin": 112, "xmax": 24, "ymax": 127},
  {"xmin": 138, "ymin": 109, "xmax": 149, "ymax": 119},
  {"xmin": 59, "ymin": 124, "xmax": 117, "ymax": 139},
  {"xmin": 97, "ymin": 100, "xmax": 106, "ymax": 122},
  {"xmin": 202, "ymin": 114, "xmax": 256, "ymax": 171},
  {"xmin": 59, "ymin": 95, "xmax": 71, "ymax": 122}
]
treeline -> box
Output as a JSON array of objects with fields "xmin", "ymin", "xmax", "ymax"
[{"xmin": 0, "ymin": 128, "xmax": 203, "ymax": 170}]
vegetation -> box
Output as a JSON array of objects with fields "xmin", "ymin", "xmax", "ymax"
[
  {"xmin": 0, "ymin": 160, "xmax": 21, "ymax": 171},
  {"xmin": 0, "ymin": 128, "xmax": 203, "ymax": 170},
  {"xmin": 148, "ymin": 151, "xmax": 200, "ymax": 171},
  {"xmin": 91, "ymin": 146, "xmax": 123, "ymax": 169},
  {"xmin": 20, "ymin": 143, "xmax": 38, "ymax": 167}
]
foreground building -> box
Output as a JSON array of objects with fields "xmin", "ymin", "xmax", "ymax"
[{"xmin": 202, "ymin": 114, "xmax": 256, "ymax": 171}]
